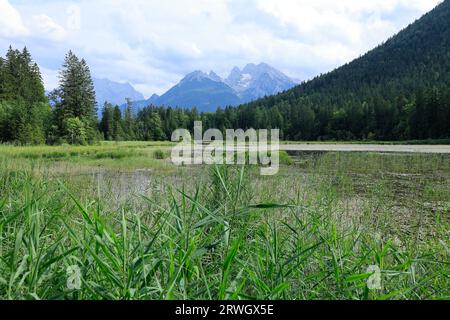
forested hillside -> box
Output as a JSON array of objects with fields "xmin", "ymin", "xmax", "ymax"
[
  {"xmin": 112, "ymin": 0, "xmax": 450, "ymax": 142},
  {"xmin": 221, "ymin": 0, "xmax": 450, "ymax": 140}
]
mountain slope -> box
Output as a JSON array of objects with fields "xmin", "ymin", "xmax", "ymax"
[
  {"xmin": 234, "ymin": 0, "xmax": 450, "ymax": 140},
  {"xmin": 154, "ymin": 71, "xmax": 240, "ymax": 112},
  {"xmin": 94, "ymin": 78, "xmax": 144, "ymax": 108},
  {"xmin": 225, "ymin": 63, "xmax": 296, "ymax": 102},
  {"xmin": 124, "ymin": 64, "xmax": 296, "ymax": 113}
]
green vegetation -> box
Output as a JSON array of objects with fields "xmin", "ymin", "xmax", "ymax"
[
  {"xmin": 1, "ymin": 48, "xmax": 97, "ymax": 145},
  {"xmin": 2, "ymin": 1, "xmax": 450, "ymax": 146},
  {"xmin": 0, "ymin": 142, "xmax": 174, "ymax": 172},
  {"xmin": 153, "ymin": 149, "xmax": 170, "ymax": 160},
  {"xmin": 0, "ymin": 47, "xmax": 49, "ymax": 145},
  {"xmin": 0, "ymin": 145, "xmax": 448, "ymax": 300},
  {"xmin": 48, "ymin": 51, "xmax": 98, "ymax": 144},
  {"xmin": 0, "ymin": 0, "xmax": 449, "ymax": 302}
]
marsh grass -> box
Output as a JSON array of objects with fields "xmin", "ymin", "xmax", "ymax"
[
  {"xmin": 0, "ymin": 142, "xmax": 174, "ymax": 173},
  {"xmin": 0, "ymin": 148, "xmax": 449, "ymax": 300}
]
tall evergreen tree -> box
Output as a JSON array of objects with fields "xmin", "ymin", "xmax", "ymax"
[{"xmin": 54, "ymin": 51, "xmax": 98, "ymax": 144}]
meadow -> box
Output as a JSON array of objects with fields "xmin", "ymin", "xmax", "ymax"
[{"xmin": 0, "ymin": 142, "xmax": 448, "ymax": 300}]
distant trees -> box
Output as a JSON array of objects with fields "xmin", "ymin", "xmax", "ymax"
[
  {"xmin": 408, "ymin": 88, "xmax": 450, "ymax": 139},
  {"xmin": 135, "ymin": 107, "xmax": 166, "ymax": 141},
  {"xmin": 124, "ymin": 81, "xmax": 448, "ymax": 142},
  {"xmin": 99, "ymin": 103, "xmax": 125, "ymax": 141},
  {"xmin": 99, "ymin": 99, "xmax": 138, "ymax": 141},
  {"xmin": 101, "ymin": 85, "xmax": 450, "ymax": 142}
]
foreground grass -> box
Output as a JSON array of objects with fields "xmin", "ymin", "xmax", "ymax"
[{"xmin": 0, "ymin": 150, "xmax": 449, "ymax": 300}]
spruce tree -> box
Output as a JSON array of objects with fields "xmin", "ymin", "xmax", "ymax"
[{"xmin": 55, "ymin": 51, "xmax": 98, "ymax": 143}]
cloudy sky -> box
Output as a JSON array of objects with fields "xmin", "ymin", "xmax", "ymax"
[{"xmin": 0, "ymin": 0, "xmax": 442, "ymax": 97}]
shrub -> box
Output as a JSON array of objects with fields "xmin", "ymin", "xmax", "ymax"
[{"xmin": 154, "ymin": 149, "xmax": 169, "ymax": 160}]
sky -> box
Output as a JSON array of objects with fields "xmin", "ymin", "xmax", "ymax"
[{"xmin": 0, "ymin": 0, "xmax": 443, "ymax": 98}]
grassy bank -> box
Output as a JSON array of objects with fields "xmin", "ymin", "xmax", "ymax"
[
  {"xmin": 0, "ymin": 145, "xmax": 449, "ymax": 300},
  {"xmin": 283, "ymin": 139, "xmax": 450, "ymax": 145}
]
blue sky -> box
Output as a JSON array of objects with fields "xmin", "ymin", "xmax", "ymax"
[{"xmin": 0, "ymin": 0, "xmax": 442, "ymax": 98}]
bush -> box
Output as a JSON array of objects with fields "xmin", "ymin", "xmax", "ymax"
[
  {"xmin": 279, "ymin": 151, "xmax": 294, "ymax": 165},
  {"xmin": 154, "ymin": 149, "xmax": 169, "ymax": 160},
  {"xmin": 65, "ymin": 117, "xmax": 87, "ymax": 145}
]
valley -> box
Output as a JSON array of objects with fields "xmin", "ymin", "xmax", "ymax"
[{"xmin": 0, "ymin": 0, "xmax": 449, "ymax": 303}]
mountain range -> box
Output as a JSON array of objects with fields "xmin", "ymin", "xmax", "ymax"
[
  {"xmin": 114, "ymin": 63, "xmax": 296, "ymax": 113},
  {"xmin": 93, "ymin": 78, "xmax": 144, "ymax": 115},
  {"xmin": 225, "ymin": 63, "xmax": 296, "ymax": 102}
]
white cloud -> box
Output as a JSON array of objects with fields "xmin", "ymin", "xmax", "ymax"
[
  {"xmin": 0, "ymin": 0, "xmax": 29, "ymax": 37},
  {"xmin": 255, "ymin": 0, "xmax": 433, "ymax": 47},
  {"xmin": 1, "ymin": 0, "xmax": 443, "ymax": 96},
  {"xmin": 32, "ymin": 14, "xmax": 67, "ymax": 41}
]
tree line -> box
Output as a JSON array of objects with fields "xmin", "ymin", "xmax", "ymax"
[
  {"xmin": 1, "ymin": 44, "xmax": 449, "ymax": 145},
  {"xmin": 98, "ymin": 87, "xmax": 450, "ymax": 142}
]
